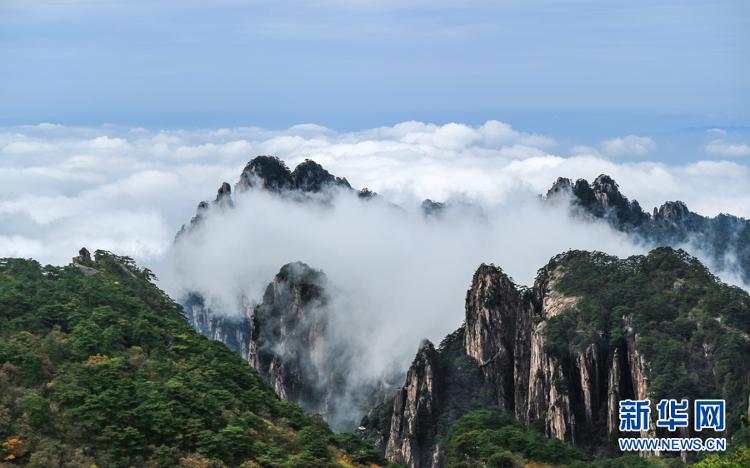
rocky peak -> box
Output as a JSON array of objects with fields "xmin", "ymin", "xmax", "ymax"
[
  {"xmin": 420, "ymin": 199, "xmax": 445, "ymax": 217},
  {"xmin": 291, "ymin": 159, "xmax": 352, "ymax": 192},
  {"xmin": 653, "ymin": 200, "xmax": 689, "ymax": 224},
  {"xmin": 546, "ymin": 175, "xmax": 648, "ymax": 229},
  {"xmin": 72, "ymin": 247, "xmax": 92, "ymax": 265},
  {"xmin": 550, "ymin": 174, "xmax": 750, "ymax": 283},
  {"xmin": 464, "ymin": 264, "xmax": 522, "ymax": 411},
  {"xmin": 236, "ymin": 156, "xmax": 355, "ymax": 195},
  {"xmin": 215, "ymin": 181, "xmax": 234, "ymax": 208},
  {"xmin": 237, "ymin": 155, "xmax": 294, "ymax": 192},
  {"xmin": 251, "ymin": 261, "xmax": 329, "ymax": 405},
  {"xmin": 358, "ymin": 187, "xmax": 377, "ymax": 200},
  {"xmin": 591, "ymin": 174, "xmax": 625, "ymax": 209},
  {"xmin": 545, "ymin": 177, "xmax": 573, "ymax": 198}
]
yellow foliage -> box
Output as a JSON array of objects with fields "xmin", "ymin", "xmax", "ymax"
[
  {"xmin": 84, "ymin": 354, "xmax": 110, "ymax": 365},
  {"xmin": 1, "ymin": 437, "xmax": 28, "ymax": 462},
  {"xmin": 178, "ymin": 454, "xmax": 211, "ymax": 468}
]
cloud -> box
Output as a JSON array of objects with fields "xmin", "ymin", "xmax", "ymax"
[
  {"xmin": 1, "ymin": 119, "xmax": 747, "ymax": 428},
  {"xmin": 601, "ymin": 134, "xmax": 655, "ymax": 157},
  {"xmin": 705, "ymin": 139, "xmax": 750, "ymax": 158},
  {"xmin": 162, "ymin": 185, "xmax": 647, "ymax": 424},
  {"xmin": 0, "ymin": 120, "xmax": 748, "ymax": 271}
]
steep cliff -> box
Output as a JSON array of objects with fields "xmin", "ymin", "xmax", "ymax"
[
  {"xmin": 372, "ymin": 248, "xmax": 750, "ymax": 466},
  {"xmin": 361, "ymin": 330, "xmax": 497, "ymax": 468},
  {"xmin": 182, "ymin": 263, "xmax": 338, "ymax": 414},
  {"xmin": 248, "ymin": 262, "xmax": 332, "ymax": 406}
]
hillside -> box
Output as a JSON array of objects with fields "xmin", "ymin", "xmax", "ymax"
[
  {"xmin": 0, "ymin": 249, "xmax": 381, "ymax": 467},
  {"xmin": 364, "ymin": 247, "xmax": 750, "ymax": 466}
]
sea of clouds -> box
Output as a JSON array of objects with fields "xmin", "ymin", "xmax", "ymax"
[
  {"xmin": 1, "ymin": 120, "xmax": 749, "ymax": 267},
  {"xmin": 2, "ymin": 119, "xmax": 748, "ymax": 426}
]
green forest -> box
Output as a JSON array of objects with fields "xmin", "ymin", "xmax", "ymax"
[
  {"xmin": 2, "ymin": 248, "xmax": 750, "ymax": 467},
  {"xmin": 545, "ymin": 248, "xmax": 750, "ymax": 436},
  {"xmin": 0, "ymin": 251, "xmax": 379, "ymax": 467}
]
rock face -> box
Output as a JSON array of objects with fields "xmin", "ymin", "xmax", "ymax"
[
  {"xmin": 459, "ymin": 262, "xmax": 590, "ymax": 446},
  {"xmin": 373, "ymin": 249, "xmax": 750, "ymax": 467},
  {"xmin": 183, "ymin": 293, "xmax": 254, "ymax": 359},
  {"xmin": 385, "ymin": 341, "xmax": 441, "ymax": 468},
  {"xmin": 544, "ymin": 174, "xmax": 750, "ymax": 284},
  {"xmin": 183, "ymin": 262, "xmax": 335, "ymax": 413},
  {"xmin": 183, "ymin": 261, "xmax": 401, "ymax": 431},
  {"xmin": 363, "ymin": 328, "xmax": 496, "ymax": 468},
  {"xmin": 249, "ymin": 262, "xmax": 331, "ymax": 404}
]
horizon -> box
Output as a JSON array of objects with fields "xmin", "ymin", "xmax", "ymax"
[{"xmin": 2, "ymin": 1, "xmax": 749, "ymax": 165}]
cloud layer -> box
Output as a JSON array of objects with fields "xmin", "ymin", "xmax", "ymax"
[
  {"xmin": 1, "ymin": 120, "xmax": 749, "ymax": 269},
  {"xmin": 705, "ymin": 139, "xmax": 750, "ymax": 157},
  {"xmin": 163, "ymin": 185, "xmax": 646, "ymax": 400}
]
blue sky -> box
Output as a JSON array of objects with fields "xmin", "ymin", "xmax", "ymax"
[{"xmin": 1, "ymin": 0, "xmax": 749, "ymax": 161}]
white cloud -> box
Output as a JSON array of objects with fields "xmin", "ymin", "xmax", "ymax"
[
  {"xmin": 162, "ymin": 185, "xmax": 646, "ymax": 414},
  {"xmin": 601, "ymin": 134, "xmax": 655, "ymax": 157},
  {"xmin": 570, "ymin": 145, "xmax": 601, "ymax": 157},
  {"xmin": 0, "ymin": 120, "xmax": 748, "ymax": 271},
  {"xmin": 705, "ymin": 139, "xmax": 750, "ymax": 158},
  {"xmin": 1, "ymin": 120, "xmax": 747, "ymax": 426}
]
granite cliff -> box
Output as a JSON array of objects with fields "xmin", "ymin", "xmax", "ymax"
[{"xmin": 367, "ymin": 248, "xmax": 750, "ymax": 467}]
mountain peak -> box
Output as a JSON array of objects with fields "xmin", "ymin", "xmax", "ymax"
[
  {"xmin": 215, "ymin": 181, "xmax": 233, "ymax": 207},
  {"xmin": 291, "ymin": 158, "xmax": 352, "ymax": 192},
  {"xmin": 545, "ymin": 177, "xmax": 573, "ymax": 198},
  {"xmin": 237, "ymin": 155, "xmax": 293, "ymax": 192},
  {"xmin": 653, "ymin": 200, "xmax": 690, "ymax": 223},
  {"xmin": 591, "ymin": 174, "xmax": 625, "ymax": 207}
]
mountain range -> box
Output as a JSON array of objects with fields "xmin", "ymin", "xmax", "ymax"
[
  {"xmin": 172, "ymin": 156, "xmax": 750, "ymax": 466},
  {"xmin": 2, "ymin": 155, "xmax": 750, "ymax": 467}
]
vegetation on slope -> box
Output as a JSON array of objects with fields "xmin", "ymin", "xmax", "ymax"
[
  {"xmin": 444, "ymin": 409, "xmax": 673, "ymax": 467},
  {"xmin": 0, "ymin": 251, "xmax": 380, "ymax": 467},
  {"xmin": 544, "ymin": 247, "xmax": 750, "ymax": 438}
]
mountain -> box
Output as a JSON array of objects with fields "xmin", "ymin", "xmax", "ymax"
[
  {"xmin": 545, "ymin": 175, "xmax": 750, "ymax": 285},
  {"xmin": 170, "ymin": 157, "xmax": 750, "ymax": 466},
  {"xmin": 363, "ymin": 247, "xmax": 750, "ymax": 467},
  {"xmin": 237, "ymin": 156, "xmax": 353, "ymax": 193},
  {"xmin": 183, "ymin": 261, "xmax": 402, "ymax": 432},
  {"xmin": 0, "ymin": 249, "xmax": 382, "ymax": 467},
  {"xmin": 177, "ymin": 156, "xmax": 401, "ymax": 430}
]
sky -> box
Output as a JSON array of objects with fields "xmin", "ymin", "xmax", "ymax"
[
  {"xmin": 1, "ymin": 0, "xmax": 749, "ymax": 161},
  {"xmin": 0, "ymin": 0, "xmax": 749, "ymax": 267},
  {"xmin": 2, "ymin": 1, "xmax": 750, "ymax": 408},
  {"xmin": 1, "ymin": 120, "xmax": 749, "ymax": 268}
]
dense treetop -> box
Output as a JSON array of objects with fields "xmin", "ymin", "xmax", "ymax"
[{"xmin": 0, "ymin": 251, "xmax": 379, "ymax": 467}]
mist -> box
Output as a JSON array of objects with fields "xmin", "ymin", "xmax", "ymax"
[{"xmin": 160, "ymin": 185, "xmax": 648, "ymax": 400}]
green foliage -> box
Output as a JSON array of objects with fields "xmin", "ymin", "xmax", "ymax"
[
  {"xmin": 693, "ymin": 445, "xmax": 750, "ymax": 468},
  {"xmin": 334, "ymin": 433, "xmax": 387, "ymax": 465},
  {"xmin": 544, "ymin": 248, "xmax": 750, "ymax": 435},
  {"xmin": 0, "ymin": 252, "xmax": 357, "ymax": 467},
  {"xmin": 444, "ymin": 410, "xmax": 587, "ymax": 466}
]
